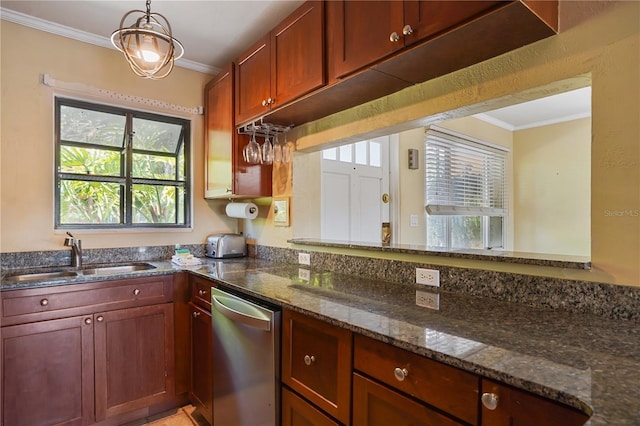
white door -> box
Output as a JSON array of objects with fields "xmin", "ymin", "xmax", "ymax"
[{"xmin": 321, "ymin": 137, "xmax": 390, "ymax": 243}]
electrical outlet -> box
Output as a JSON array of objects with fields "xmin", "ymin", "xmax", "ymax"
[
  {"xmin": 416, "ymin": 268, "xmax": 440, "ymax": 287},
  {"xmin": 416, "ymin": 290, "xmax": 439, "ymax": 310},
  {"xmin": 298, "ymin": 268, "xmax": 311, "ymax": 281},
  {"xmin": 298, "ymin": 252, "xmax": 311, "ymax": 265}
]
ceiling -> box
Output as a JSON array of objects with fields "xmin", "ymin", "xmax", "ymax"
[{"xmin": 1, "ymin": 0, "xmax": 591, "ymax": 130}]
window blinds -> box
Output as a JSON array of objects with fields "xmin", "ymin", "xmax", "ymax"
[{"xmin": 425, "ymin": 126, "xmax": 508, "ymax": 216}]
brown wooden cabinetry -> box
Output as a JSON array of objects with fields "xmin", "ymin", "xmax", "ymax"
[
  {"xmin": 282, "ymin": 386, "xmax": 340, "ymax": 426},
  {"xmin": 204, "ymin": 63, "xmax": 271, "ymax": 199},
  {"xmin": 481, "ymin": 379, "xmax": 589, "ymax": 426},
  {"xmin": 188, "ymin": 275, "xmax": 214, "ymax": 424},
  {"xmin": 282, "ymin": 309, "xmax": 352, "ymax": 425},
  {"xmin": 235, "ymin": 1, "xmax": 324, "ymax": 125},
  {"xmin": 354, "ymin": 334, "xmax": 478, "ymax": 425},
  {"xmin": 1, "ymin": 275, "xmax": 175, "ymax": 426}
]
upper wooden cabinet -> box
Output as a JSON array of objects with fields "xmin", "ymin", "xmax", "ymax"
[
  {"xmin": 235, "ymin": 1, "xmax": 325, "ymax": 126},
  {"xmin": 205, "ymin": 63, "xmax": 272, "ymax": 199}
]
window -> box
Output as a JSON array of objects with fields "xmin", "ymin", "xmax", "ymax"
[
  {"xmin": 425, "ymin": 126, "xmax": 508, "ymax": 250},
  {"xmin": 55, "ymin": 98, "xmax": 190, "ymax": 229}
]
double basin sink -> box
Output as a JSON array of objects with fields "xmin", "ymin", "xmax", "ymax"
[{"xmin": 4, "ymin": 263, "xmax": 156, "ymax": 283}]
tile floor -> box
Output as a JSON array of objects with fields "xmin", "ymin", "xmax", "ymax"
[{"xmin": 125, "ymin": 405, "xmax": 209, "ymax": 426}]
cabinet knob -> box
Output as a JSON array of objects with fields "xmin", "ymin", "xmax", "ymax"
[
  {"xmin": 133, "ymin": 288, "xmax": 140, "ymax": 296},
  {"xmin": 481, "ymin": 392, "xmax": 500, "ymax": 410},
  {"xmin": 40, "ymin": 298, "xmax": 49, "ymax": 307},
  {"xmin": 393, "ymin": 367, "xmax": 409, "ymax": 381},
  {"xmin": 198, "ymin": 289, "xmax": 206, "ymax": 296},
  {"xmin": 96, "ymin": 315, "xmax": 104, "ymax": 323},
  {"xmin": 85, "ymin": 317, "xmax": 92, "ymax": 325},
  {"xmin": 193, "ymin": 311, "xmax": 201, "ymax": 318},
  {"xmin": 262, "ymin": 99, "xmax": 268, "ymax": 107},
  {"xmin": 402, "ymin": 24, "xmax": 414, "ymax": 36},
  {"xmin": 304, "ymin": 355, "xmax": 316, "ymax": 366},
  {"xmin": 389, "ymin": 31, "xmax": 400, "ymax": 42}
]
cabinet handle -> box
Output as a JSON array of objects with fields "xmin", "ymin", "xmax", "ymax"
[
  {"xmin": 402, "ymin": 24, "xmax": 414, "ymax": 36},
  {"xmin": 133, "ymin": 288, "xmax": 140, "ymax": 296},
  {"xmin": 304, "ymin": 355, "xmax": 316, "ymax": 366},
  {"xmin": 262, "ymin": 99, "xmax": 268, "ymax": 107},
  {"xmin": 198, "ymin": 289, "xmax": 207, "ymax": 296},
  {"xmin": 193, "ymin": 311, "xmax": 201, "ymax": 318},
  {"xmin": 481, "ymin": 393, "xmax": 500, "ymax": 410},
  {"xmin": 84, "ymin": 317, "xmax": 92, "ymax": 325},
  {"xmin": 96, "ymin": 315, "xmax": 104, "ymax": 322},
  {"xmin": 393, "ymin": 367, "xmax": 409, "ymax": 381},
  {"xmin": 389, "ymin": 31, "xmax": 400, "ymax": 42},
  {"xmin": 269, "ymin": 98, "xmax": 275, "ymax": 105},
  {"xmin": 40, "ymin": 298, "xmax": 49, "ymax": 306}
]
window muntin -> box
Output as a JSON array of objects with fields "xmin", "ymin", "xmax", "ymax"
[
  {"xmin": 55, "ymin": 98, "xmax": 190, "ymax": 229},
  {"xmin": 425, "ymin": 126, "xmax": 508, "ymax": 250}
]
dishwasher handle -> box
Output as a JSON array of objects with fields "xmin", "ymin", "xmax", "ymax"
[{"xmin": 212, "ymin": 293, "xmax": 271, "ymax": 331}]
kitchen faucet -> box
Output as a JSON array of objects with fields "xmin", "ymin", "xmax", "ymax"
[{"xmin": 64, "ymin": 232, "xmax": 82, "ymax": 268}]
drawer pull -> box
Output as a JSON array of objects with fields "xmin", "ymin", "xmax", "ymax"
[
  {"xmin": 393, "ymin": 367, "xmax": 409, "ymax": 381},
  {"xmin": 96, "ymin": 316, "xmax": 104, "ymax": 323},
  {"xmin": 481, "ymin": 393, "xmax": 499, "ymax": 410},
  {"xmin": 304, "ymin": 355, "xmax": 316, "ymax": 366},
  {"xmin": 198, "ymin": 289, "xmax": 207, "ymax": 296},
  {"xmin": 40, "ymin": 298, "xmax": 49, "ymax": 306},
  {"xmin": 84, "ymin": 318, "xmax": 92, "ymax": 325},
  {"xmin": 193, "ymin": 311, "xmax": 201, "ymax": 318},
  {"xmin": 133, "ymin": 288, "xmax": 141, "ymax": 296},
  {"xmin": 389, "ymin": 31, "xmax": 400, "ymax": 43}
]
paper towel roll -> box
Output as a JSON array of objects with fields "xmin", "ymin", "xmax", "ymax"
[{"xmin": 225, "ymin": 202, "xmax": 259, "ymax": 220}]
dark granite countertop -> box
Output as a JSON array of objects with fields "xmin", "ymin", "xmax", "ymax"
[{"xmin": 3, "ymin": 258, "xmax": 639, "ymax": 425}]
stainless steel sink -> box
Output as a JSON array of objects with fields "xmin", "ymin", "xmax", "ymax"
[
  {"xmin": 4, "ymin": 270, "xmax": 78, "ymax": 282},
  {"xmin": 81, "ymin": 263, "xmax": 156, "ymax": 275}
]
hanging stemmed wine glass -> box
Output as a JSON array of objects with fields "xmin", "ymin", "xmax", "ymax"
[
  {"xmin": 262, "ymin": 130, "xmax": 273, "ymax": 164},
  {"xmin": 273, "ymin": 132, "xmax": 282, "ymax": 163},
  {"xmin": 245, "ymin": 129, "xmax": 261, "ymax": 164},
  {"xmin": 282, "ymin": 132, "xmax": 292, "ymax": 163}
]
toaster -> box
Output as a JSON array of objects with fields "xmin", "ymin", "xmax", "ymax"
[{"xmin": 206, "ymin": 233, "xmax": 247, "ymax": 259}]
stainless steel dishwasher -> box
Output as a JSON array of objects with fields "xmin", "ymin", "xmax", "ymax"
[{"xmin": 211, "ymin": 286, "xmax": 281, "ymax": 426}]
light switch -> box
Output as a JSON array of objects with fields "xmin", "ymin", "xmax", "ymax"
[
  {"xmin": 410, "ymin": 214, "xmax": 419, "ymax": 227},
  {"xmin": 408, "ymin": 149, "xmax": 419, "ymax": 169}
]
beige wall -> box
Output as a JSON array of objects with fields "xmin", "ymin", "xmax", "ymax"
[
  {"xmin": 282, "ymin": 2, "xmax": 640, "ymax": 286},
  {"xmin": 513, "ymin": 118, "xmax": 591, "ymax": 256},
  {"xmin": 0, "ymin": 21, "xmax": 236, "ymax": 253}
]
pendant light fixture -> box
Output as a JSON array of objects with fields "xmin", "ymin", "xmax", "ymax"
[{"xmin": 110, "ymin": 0, "xmax": 184, "ymax": 79}]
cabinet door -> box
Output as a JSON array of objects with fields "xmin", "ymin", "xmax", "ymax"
[
  {"xmin": 235, "ymin": 35, "xmax": 271, "ymax": 125},
  {"xmin": 271, "ymin": 1, "xmax": 325, "ymax": 106},
  {"xmin": 353, "ymin": 373, "xmax": 463, "ymax": 426},
  {"xmin": 204, "ymin": 64, "xmax": 234, "ymax": 198},
  {"xmin": 94, "ymin": 303, "xmax": 175, "ymax": 421},
  {"xmin": 2, "ymin": 315, "xmax": 94, "ymax": 426},
  {"xmin": 402, "ymin": 1, "xmax": 501, "ymax": 46},
  {"xmin": 189, "ymin": 302, "xmax": 213, "ymax": 425},
  {"xmin": 282, "ymin": 387, "xmax": 340, "ymax": 426},
  {"xmin": 481, "ymin": 379, "xmax": 590, "ymax": 426},
  {"xmin": 327, "ymin": 0, "xmax": 404, "ymax": 79},
  {"xmin": 282, "ymin": 309, "xmax": 352, "ymax": 424}
]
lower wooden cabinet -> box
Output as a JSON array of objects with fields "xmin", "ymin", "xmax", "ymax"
[
  {"xmin": 189, "ymin": 301, "xmax": 213, "ymax": 425},
  {"xmin": 2, "ymin": 315, "xmax": 94, "ymax": 426},
  {"xmin": 481, "ymin": 379, "xmax": 589, "ymax": 426},
  {"xmin": 1, "ymin": 276, "xmax": 175, "ymax": 426},
  {"xmin": 282, "ymin": 386, "xmax": 340, "ymax": 426},
  {"xmin": 94, "ymin": 303, "xmax": 175, "ymax": 421},
  {"xmin": 282, "ymin": 309, "xmax": 352, "ymax": 424},
  {"xmin": 353, "ymin": 373, "xmax": 462, "ymax": 426}
]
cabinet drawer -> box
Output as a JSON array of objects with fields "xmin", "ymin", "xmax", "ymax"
[
  {"xmin": 353, "ymin": 373, "xmax": 463, "ymax": 426},
  {"xmin": 282, "ymin": 386, "xmax": 340, "ymax": 426},
  {"xmin": 481, "ymin": 379, "xmax": 590, "ymax": 426},
  {"xmin": 354, "ymin": 334, "xmax": 479, "ymax": 425},
  {"xmin": 190, "ymin": 275, "xmax": 213, "ymax": 310},
  {"xmin": 2, "ymin": 275, "xmax": 173, "ymax": 326},
  {"xmin": 282, "ymin": 309, "xmax": 352, "ymax": 424}
]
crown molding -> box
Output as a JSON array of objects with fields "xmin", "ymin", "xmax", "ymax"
[{"xmin": 1, "ymin": 7, "xmax": 219, "ymax": 75}]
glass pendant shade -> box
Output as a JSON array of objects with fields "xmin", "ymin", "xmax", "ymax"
[{"xmin": 110, "ymin": 0, "xmax": 184, "ymax": 79}]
